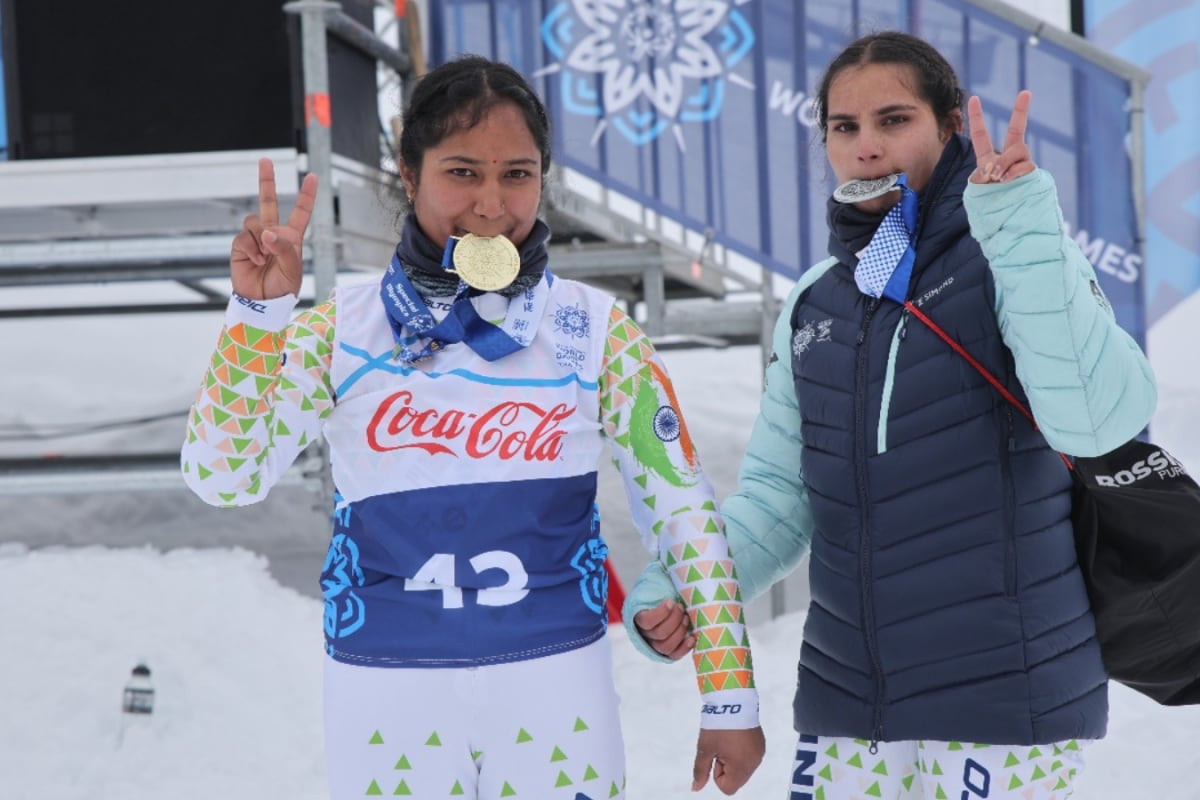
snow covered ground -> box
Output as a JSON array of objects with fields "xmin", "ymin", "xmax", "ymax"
[
  {"xmin": 1, "ymin": 284, "xmax": 1198, "ymax": 799},
  {"xmin": 3, "ymin": 542, "xmax": 1199, "ymax": 800}
]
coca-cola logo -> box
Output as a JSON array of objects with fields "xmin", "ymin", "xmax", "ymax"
[{"xmin": 366, "ymin": 391, "xmax": 574, "ymax": 461}]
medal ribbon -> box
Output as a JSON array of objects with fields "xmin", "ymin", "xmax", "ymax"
[
  {"xmin": 854, "ymin": 173, "xmax": 918, "ymax": 303},
  {"xmin": 379, "ymin": 238, "xmax": 551, "ymax": 364}
]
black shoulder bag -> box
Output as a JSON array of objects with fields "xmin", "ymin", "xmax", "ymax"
[{"xmin": 905, "ymin": 301, "xmax": 1200, "ymax": 705}]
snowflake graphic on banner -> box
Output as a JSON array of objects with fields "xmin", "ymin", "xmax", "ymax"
[{"xmin": 539, "ymin": 0, "xmax": 756, "ymax": 147}]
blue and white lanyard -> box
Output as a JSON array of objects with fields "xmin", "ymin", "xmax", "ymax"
[
  {"xmin": 379, "ymin": 241, "xmax": 551, "ymax": 364},
  {"xmin": 855, "ymin": 174, "xmax": 919, "ymax": 304}
]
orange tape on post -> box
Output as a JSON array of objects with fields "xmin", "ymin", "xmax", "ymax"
[
  {"xmin": 304, "ymin": 93, "xmax": 332, "ymax": 128},
  {"xmin": 395, "ymin": 0, "xmax": 407, "ymax": 17}
]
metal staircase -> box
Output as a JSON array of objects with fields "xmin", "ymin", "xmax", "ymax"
[{"xmin": 0, "ymin": 0, "xmax": 776, "ymax": 498}]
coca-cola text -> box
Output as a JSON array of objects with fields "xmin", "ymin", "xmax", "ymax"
[{"xmin": 366, "ymin": 391, "xmax": 573, "ymax": 461}]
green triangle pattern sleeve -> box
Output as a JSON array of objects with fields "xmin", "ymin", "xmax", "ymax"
[
  {"xmin": 181, "ymin": 296, "xmax": 337, "ymax": 507},
  {"xmin": 598, "ymin": 305, "xmax": 759, "ymax": 730}
]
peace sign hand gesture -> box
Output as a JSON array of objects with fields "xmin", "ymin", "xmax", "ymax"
[
  {"xmin": 230, "ymin": 158, "xmax": 319, "ymax": 300},
  {"xmin": 967, "ymin": 90, "xmax": 1036, "ymax": 184}
]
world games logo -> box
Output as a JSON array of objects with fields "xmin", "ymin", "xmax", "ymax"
[{"xmin": 539, "ymin": 0, "xmax": 756, "ymax": 147}]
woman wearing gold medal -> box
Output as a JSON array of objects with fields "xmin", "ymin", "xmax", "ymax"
[{"xmin": 181, "ymin": 55, "xmax": 765, "ymax": 799}]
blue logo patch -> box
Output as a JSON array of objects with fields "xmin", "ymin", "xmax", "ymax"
[
  {"xmin": 570, "ymin": 537, "xmax": 609, "ymax": 615},
  {"xmin": 321, "ymin": 532, "xmax": 366, "ymax": 638}
]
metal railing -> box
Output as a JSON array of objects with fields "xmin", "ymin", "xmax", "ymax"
[{"xmin": 0, "ymin": 1, "xmax": 419, "ymax": 498}]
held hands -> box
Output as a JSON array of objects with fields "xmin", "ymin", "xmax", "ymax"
[
  {"xmin": 967, "ymin": 90, "xmax": 1036, "ymax": 184},
  {"xmin": 634, "ymin": 599, "xmax": 696, "ymax": 660},
  {"xmin": 635, "ymin": 601, "xmax": 764, "ymax": 793},
  {"xmin": 230, "ymin": 158, "xmax": 319, "ymax": 300},
  {"xmin": 693, "ymin": 727, "xmax": 766, "ymax": 795}
]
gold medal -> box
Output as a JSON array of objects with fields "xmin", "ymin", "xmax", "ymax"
[{"xmin": 450, "ymin": 234, "xmax": 521, "ymax": 291}]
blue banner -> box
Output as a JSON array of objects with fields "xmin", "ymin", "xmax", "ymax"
[
  {"xmin": 1086, "ymin": 0, "xmax": 1200, "ymax": 325},
  {"xmin": 429, "ymin": 0, "xmax": 1147, "ymax": 343}
]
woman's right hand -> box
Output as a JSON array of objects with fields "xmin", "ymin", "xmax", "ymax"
[
  {"xmin": 230, "ymin": 158, "xmax": 319, "ymax": 300},
  {"xmin": 634, "ymin": 599, "xmax": 697, "ymax": 660},
  {"xmin": 967, "ymin": 90, "xmax": 1036, "ymax": 184}
]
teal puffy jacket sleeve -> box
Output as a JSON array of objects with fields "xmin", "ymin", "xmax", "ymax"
[
  {"xmin": 621, "ymin": 276, "xmax": 822, "ymax": 661},
  {"xmin": 966, "ymin": 169, "xmax": 1156, "ymax": 455}
]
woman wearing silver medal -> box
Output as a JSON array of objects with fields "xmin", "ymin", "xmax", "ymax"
[
  {"xmin": 180, "ymin": 55, "xmax": 765, "ymax": 799},
  {"xmin": 624, "ymin": 31, "xmax": 1157, "ymax": 799}
]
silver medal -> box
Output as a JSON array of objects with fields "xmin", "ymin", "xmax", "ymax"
[{"xmin": 833, "ymin": 173, "xmax": 902, "ymax": 204}]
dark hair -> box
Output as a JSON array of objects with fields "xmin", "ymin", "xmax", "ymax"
[
  {"xmin": 399, "ymin": 55, "xmax": 552, "ymax": 179},
  {"xmin": 814, "ymin": 31, "xmax": 964, "ymax": 141}
]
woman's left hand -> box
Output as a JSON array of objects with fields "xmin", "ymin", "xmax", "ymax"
[
  {"xmin": 967, "ymin": 90, "xmax": 1037, "ymax": 184},
  {"xmin": 692, "ymin": 726, "xmax": 766, "ymax": 795}
]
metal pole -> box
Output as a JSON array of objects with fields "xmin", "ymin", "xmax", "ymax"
[
  {"xmin": 1128, "ymin": 78, "xmax": 1149, "ymax": 315},
  {"xmin": 642, "ymin": 257, "xmax": 666, "ymax": 337},
  {"xmin": 283, "ymin": 0, "xmax": 340, "ymax": 308},
  {"xmin": 326, "ymin": 10, "xmax": 411, "ymax": 75},
  {"xmin": 284, "ymin": 0, "xmax": 340, "ymax": 516}
]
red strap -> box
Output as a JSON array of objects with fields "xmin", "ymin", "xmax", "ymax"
[
  {"xmin": 604, "ymin": 560, "xmax": 626, "ymax": 624},
  {"xmin": 903, "ymin": 301, "xmax": 1074, "ymax": 471}
]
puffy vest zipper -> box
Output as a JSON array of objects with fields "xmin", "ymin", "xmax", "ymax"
[{"xmin": 855, "ymin": 296, "xmax": 886, "ymax": 749}]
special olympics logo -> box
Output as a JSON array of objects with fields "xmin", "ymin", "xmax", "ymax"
[{"xmin": 540, "ymin": 0, "xmax": 756, "ymax": 147}]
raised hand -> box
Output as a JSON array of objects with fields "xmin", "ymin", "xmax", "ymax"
[
  {"xmin": 230, "ymin": 158, "xmax": 319, "ymax": 300},
  {"xmin": 633, "ymin": 599, "xmax": 696, "ymax": 660},
  {"xmin": 967, "ymin": 90, "xmax": 1036, "ymax": 184},
  {"xmin": 692, "ymin": 727, "xmax": 766, "ymax": 795}
]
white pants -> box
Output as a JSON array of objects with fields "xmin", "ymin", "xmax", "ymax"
[
  {"xmin": 789, "ymin": 734, "xmax": 1087, "ymax": 800},
  {"xmin": 323, "ymin": 637, "xmax": 625, "ymax": 800}
]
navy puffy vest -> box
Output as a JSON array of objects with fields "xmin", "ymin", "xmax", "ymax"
[{"xmin": 789, "ymin": 138, "xmax": 1107, "ymax": 745}]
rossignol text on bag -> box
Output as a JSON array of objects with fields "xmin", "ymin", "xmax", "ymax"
[{"xmin": 1071, "ymin": 440, "xmax": 1200, "ymax": 705}]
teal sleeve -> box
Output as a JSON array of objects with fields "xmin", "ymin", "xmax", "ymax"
[
  {"xmin": 966, "ymin": 169, "xmax": 1157, "ymax": 456},
  {"xmin": 621, "ymin": 272, "xmax": 827, "ymax": 657},
  {"xmin": 717, "ymin": 277, "xmax": 818, "ymax": 601}
]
